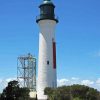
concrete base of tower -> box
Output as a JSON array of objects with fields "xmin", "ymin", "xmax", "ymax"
[
  {"xmin": 37, "ymin": 93, "xmax": 48, "ymax": 100},
  {"xmin": 29, "ymin": 91, "xmax": 37, "ymax": 99}
]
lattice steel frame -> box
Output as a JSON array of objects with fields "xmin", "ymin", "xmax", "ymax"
[{"xmin": 17, "ymin": 53, "xmax": 36, "ymax": 91}]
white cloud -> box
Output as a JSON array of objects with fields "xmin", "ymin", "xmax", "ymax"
[
  {"xmin": 0, "ymin": 79, "xmax": 2, "ymax": 83},
  {"xmin": 6, "ymin": 78, "xmax": 16, "ymax": 83},
  {"xmin": 57, "ymin": 78, "xmax": 98, "ymax": 90},
  {"xmin": 96, "ymin": 78, "xmax": 100, "ymax": 84},
  {"xmin": 81, "ymin": 80, "xmax": 94, "ymax": 86},
  {"xmin": 57, "ymin": 78, "xmax": 81, "ymax": 87},
  {"xmin": 57, "ymin": 79, "xmax": 70, "ymax": 86}
]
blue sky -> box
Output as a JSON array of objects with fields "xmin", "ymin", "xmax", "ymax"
[{"xmin": 0, "ymin": 0, "xmax": 100, "ymax": 92}]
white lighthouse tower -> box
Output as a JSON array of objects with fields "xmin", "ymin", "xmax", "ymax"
[{"xmin": 36, "ymin": 0, "xmax": 58, "ymax": 99}]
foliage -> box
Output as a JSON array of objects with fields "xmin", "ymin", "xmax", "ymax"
[
  {"xmin": 0, "ymin": 80, "xmax": 30, "ymax": 100},
  {"xmin": 45, "ymin": 84, "xmax": 100, "ymax": 100}
]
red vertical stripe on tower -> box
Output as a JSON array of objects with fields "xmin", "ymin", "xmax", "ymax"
[{"xmin": 53, "ymin": 41, "xmax": 56, "ymax": 69}]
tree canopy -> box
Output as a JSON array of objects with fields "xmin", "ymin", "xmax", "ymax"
[
  {"xmin": 0, "ymin": 80, "xmax": 30, "ymax": 100},
  {"xmin": 45, "ymin": 84, "xmax": 100, "ymax": 100}
]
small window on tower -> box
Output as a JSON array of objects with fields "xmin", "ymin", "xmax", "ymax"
[{"xmin": 47, "ymin": 61, "xmax": 49, "ymax": 65}]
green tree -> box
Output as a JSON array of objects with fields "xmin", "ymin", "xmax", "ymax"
[
  {"xmin": 45, "ymin": 84, "xmax": 100, "ymax": 100},
  {"xmin": 18, "ymin": 87, "xmax": 30, "ymax": 100},
  {"xmin": 0, "ymin": 80, "xmax": 30, "ymax": 100}
]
